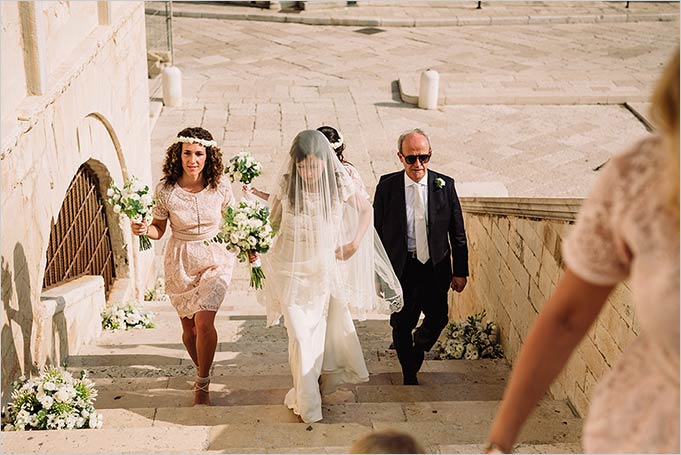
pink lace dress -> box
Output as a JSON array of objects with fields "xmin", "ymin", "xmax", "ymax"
[
  {"xmin": 562, "ymin": 136, "xmax": 679, "ymax": 453},
  {"xmin": 152, "ymin": 178, "xmax": 235, "ymax": 319}
]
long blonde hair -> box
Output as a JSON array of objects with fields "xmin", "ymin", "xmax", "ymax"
[{"xmin": 650, "ymin": 49, "xmax": 680, "ymax": 219}]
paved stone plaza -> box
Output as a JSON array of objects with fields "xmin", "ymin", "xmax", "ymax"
[{"xmin": 150, "ymin": 1, "xmax": 678, "ymax": 199}]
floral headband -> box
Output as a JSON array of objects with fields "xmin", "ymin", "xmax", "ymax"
[
  {"xmin": 174, "ymin": 136, "xmax": 218, "ymax": 148},
  {"xmin": 329, "ymin": 131, "xmax": 343, "ymax": 150}
]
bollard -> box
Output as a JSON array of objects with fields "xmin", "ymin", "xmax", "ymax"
[
  {"xmin": 162, "ymin": 66, "xmax": 182, "ymax": 107},
  {"xmin": 418, "ymin": 69, "xmax": 439, "ymax": 110}
]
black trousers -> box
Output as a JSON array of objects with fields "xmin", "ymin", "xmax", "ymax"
[{"xmin": 390, "ymin": 255, "xmax": 450, "ymax": 378}]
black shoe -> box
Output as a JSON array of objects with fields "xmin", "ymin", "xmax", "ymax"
[{"xmin": 403, "ymin": 374, "xmax": 419, "ymax": 385}]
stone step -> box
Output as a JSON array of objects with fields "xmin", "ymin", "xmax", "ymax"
[
  {"xmin": 3, "ymin": 419, "xmax": 581, "ymax": 454},
  {"xmin": 92, "ymin": 367, "xmax": 507, "ymax": 396},
  {"xmin": 73, "ymin": 358, "xmax": 511, "ymax": 379},
  {"xmin": 93, "ymin": 379, "xmax": 508, "ymax": 409},
  {"xmin": 97, "ymin": 400, "xmax": 575, "ymax": 428}
]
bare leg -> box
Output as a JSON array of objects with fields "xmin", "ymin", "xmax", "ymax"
[
  {"xmin": 179, "ymin": 317, "xmax": 199, "ymax": 367},
  {"xmin": 193, "ymin": 310, "xmax": 218, "ymax": 405}
]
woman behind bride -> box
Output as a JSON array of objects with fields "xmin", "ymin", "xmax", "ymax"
[{"xmin": 252, "ymin": 129, "xmax": 403, "ymax": 423}]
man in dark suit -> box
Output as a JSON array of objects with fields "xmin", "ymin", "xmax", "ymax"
[{"xmin": 374, "ymin": 128, "xmax": 469, "ymax": 385}]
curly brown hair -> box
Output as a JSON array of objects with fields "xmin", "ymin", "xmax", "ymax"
[{"xmin": 161, "ymin": 127, "xmax": 224, "ymax": 189}]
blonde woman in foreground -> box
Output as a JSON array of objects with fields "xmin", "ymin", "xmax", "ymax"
[{"xmin": 485, "ymin": 50, "xmax": 679, "ymax": 454}]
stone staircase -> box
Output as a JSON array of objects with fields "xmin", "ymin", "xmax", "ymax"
[{"xmin": 4, "ymin": 269, "xmax": 583, "ymax": 454}]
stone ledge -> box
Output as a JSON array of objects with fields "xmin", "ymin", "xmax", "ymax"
[
  {"xmin": 144, "ymin": 4, "xmax": 678, "ymax": 28},
  {"xmin": 37, "ymin": 276, "xmax": 106, "ymax": 366},
  {"xmin": 460, "ymin": 197, "xmax": 582, "ymax": 222}
]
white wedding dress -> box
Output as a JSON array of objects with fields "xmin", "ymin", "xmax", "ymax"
[{"xmin": 259, "ymin": 130, "xmax": 403, "ymax": 423}]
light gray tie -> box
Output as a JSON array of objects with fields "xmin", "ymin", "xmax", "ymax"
[{"xmin": 413, "ymin": 184, "xmax": 429, "ymax": 264}]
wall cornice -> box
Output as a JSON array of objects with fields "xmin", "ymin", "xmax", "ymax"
[{"xmin": 460, "ymin": 197, "xmax": 583, "ymax": 222}]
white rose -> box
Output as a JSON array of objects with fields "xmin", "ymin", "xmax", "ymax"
[
  {"xmin": 248, "ymin": 236, "xmax": 257, "ymax": 246},
  {"xmin": 113, "ymin": 205, "xmax": 121, "ymax": 214},
  {"xmin": 140, "ymin": 194, "xmax": 153, "ymax": 207},
  {"xmin": 39, "ymin": 395, "xmax": 54, "ymax": 409},
  {"xmin": 107, "ymin": 188, "xmax": 115, "ymax": 197},
  {"xmin": 131, "ymin": 215, "xmax": 143, "ymax": 223},
  {"xmin": 88, "ymin": 414, "xmax": 99, "ymax": 429},
  {"xmin": 43, "ymin": 381, "xmax": 57, "ymax": 391},
  {"xmin": 55, "ymin": 388, "xmax": 71, "ymax": 403}
]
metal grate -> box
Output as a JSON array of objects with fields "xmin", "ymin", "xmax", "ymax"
[
  {"xmin": 354, "ymin": 27, "xmax": 385, "ymax": 35},
  {"xmin": 43, "ymin": 164, "xmax": 115, "ymax": 295}
]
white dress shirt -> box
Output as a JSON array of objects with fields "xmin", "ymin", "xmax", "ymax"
[{"xmin": 404, "ymin": 171, "xmax": 429, "ymax": 252}]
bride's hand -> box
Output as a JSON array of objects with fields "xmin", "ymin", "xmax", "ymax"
[
  {"xmin": 248, "ymin": 252, "xmax": 259, "ymax": 263},
  {"xmin": 131, "ymin": 221, "xmax": 148, "ymax": 236},
  {"xmin": 242, "ymin": 184, "xmax": 254, "ymax": 194},
  {"xmin": 335, "ymin": 241, "xmax": 358, "ymax": 261}
]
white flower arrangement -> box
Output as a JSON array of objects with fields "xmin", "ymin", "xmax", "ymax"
[
  {"xmin": 209, "ymin": 199, "xmax": 274, "ymax": 289},
  {"xmin": 2, "ymin": 366, "xmax": 103, "ymax": 431},
  {"xmin": 329, "ymin": 131, "xmax": 343, "ymax": 150},
  {"xmin": 435, "ymin": 311, "xmax": 504, "ymax": 360},
  {"xmin": 107, "ymin": 176, "xmax": 155, "ymax": 251},
  {"xmin": 174, "ymin": 136, "xmax": 217, "ymax": 149},
  {"xmin": 226, "ymin": 151, "xmax": 262, "ymax": 185},
  {"xmin": 435, "ymin": 177, "xmax": 446, "ymax": 189},
  {"xmin": 143, "ymin": 277, "xmax": 169, "ymax": 302},
  {"xmin": 101, "ymin": 301, "xmax": 155, "ymax": 331}
]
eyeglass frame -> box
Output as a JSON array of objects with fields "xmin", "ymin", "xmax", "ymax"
[{"xmin": 399, "ymin": 152, "xmax": 432, "ymax": 165}]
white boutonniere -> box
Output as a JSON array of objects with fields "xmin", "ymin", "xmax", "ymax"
[{"xmin": 435, "ymin": 177, "xmax": 446, "ymax": 189}]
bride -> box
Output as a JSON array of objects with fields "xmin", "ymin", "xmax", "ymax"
[{"xmin": 252, "ymin": 130, "xmax": 403, "ymax": 423}]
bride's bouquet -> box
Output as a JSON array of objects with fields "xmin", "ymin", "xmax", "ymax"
[
  {"xmin": 226, "ymin": 151, "xmax": 262, "ymax": 187},
  {"xmin": 107, "ymin": 177, "xmax": 155, "ymax": 251},
  {"xmin": 210, "ymin": 199, "xmax": 274, "ymax": 289}
]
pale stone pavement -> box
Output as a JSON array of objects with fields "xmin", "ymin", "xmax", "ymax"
[{"xmin": 149, "ymin": 4, "xmax": 678, "ymax": 199}]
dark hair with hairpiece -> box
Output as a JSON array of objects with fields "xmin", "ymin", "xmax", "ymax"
[
  {"xmin": 317, "ymin": 125, "xmax": 348, "ymax": 164},
  {"xmin": 161, "ymin": 127, "xmax": 223, "ymax": 189}
]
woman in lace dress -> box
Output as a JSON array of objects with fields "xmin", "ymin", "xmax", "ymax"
[
  {"xmin": 253, "ymin": 130, "xmax": 403, "ymax": 423},
  {"xmin": 317, "ymin": 125, "xmax": 370, "ymax": 200},
  {"xmin": 484, "ymin": 51, "xmax": 679, "ymax": 454},
  {"xmin": 131, "ymin": 127, "xmax": 235, "ymax": 406}
]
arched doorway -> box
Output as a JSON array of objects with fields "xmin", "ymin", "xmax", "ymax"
[{"xmin": 43, "ymin": 163, "xmax": 116, "ymax": 295}]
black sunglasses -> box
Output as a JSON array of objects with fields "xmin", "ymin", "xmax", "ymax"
[{"xmin": 400, "ymin": 153, "xmax": 431, "ymax": 165}]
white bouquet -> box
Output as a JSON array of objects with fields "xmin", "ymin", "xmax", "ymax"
[
  {"xmin": 107, "ymin": 176, "xmax": 155, "ymax": 251},
  {"xmin": 101, "ymin": 301, "xmax": 155, "ymax": 331},
  {"xmin": 3, "ymin": 366, "xmax": 103, "ymax": 431},
  {"xmin": 226, "ymin": 151, "xmax": 262, "ymax": 186},
  {"xmin": 209, "ymin": 199, "xmax": 273, "ymax": 289},
  {"xmin": 435, "ymin": 310, "xmax": 504, "ymax": 360},
  {"xmin": 144, "ymin": 277, "xmax": 169, "ymax": 302}
]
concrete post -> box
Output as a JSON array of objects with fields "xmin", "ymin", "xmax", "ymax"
[
  {"xmin": 418, "ymin": 69, "xmax": 439, "ymax": 110},
  {"xmin": 97, "ymin": 1, "xmax": 112, "ymax": 25},
  {"xmin": 18, "ymin": 1, "xmax": 48, "ymax": 96},
  {"xmin": 162, "ymin": 66, "xmax": 182, "ymax": 107}
]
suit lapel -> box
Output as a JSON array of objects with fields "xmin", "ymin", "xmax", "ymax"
[
  {"xmin": 427, "ymin": 171, "xmax": 436, "ymax": 238},
  {"xmin": 396, "ymin": 171, "xmax": 408, "ymax": 245}
]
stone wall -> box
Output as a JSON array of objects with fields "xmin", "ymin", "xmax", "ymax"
[
  {"xmin": 449, "ymin": 197, "xmax": 636, "ymax": 417},
  {"xmin": 1, "ymin": 1, "xmax": 153, "ymax": 405}
]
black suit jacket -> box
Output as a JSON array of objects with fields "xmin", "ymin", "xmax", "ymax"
[{"xmin": 373, "ymin": 170, "xmax": 469, "ymax": 285}]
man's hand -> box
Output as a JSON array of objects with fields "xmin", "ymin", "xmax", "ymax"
[{"xmin": 451, "ymin": 276, "xmax": 467, "ymax": 293}]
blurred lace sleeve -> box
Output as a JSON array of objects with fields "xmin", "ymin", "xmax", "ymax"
[
  {"xmin": 152, "ymin": 182, "xmax": 171, "ymax": 220},
  {"xmin": 562, "ymin": 157, "xmax": 632, "ymax": 286}
]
